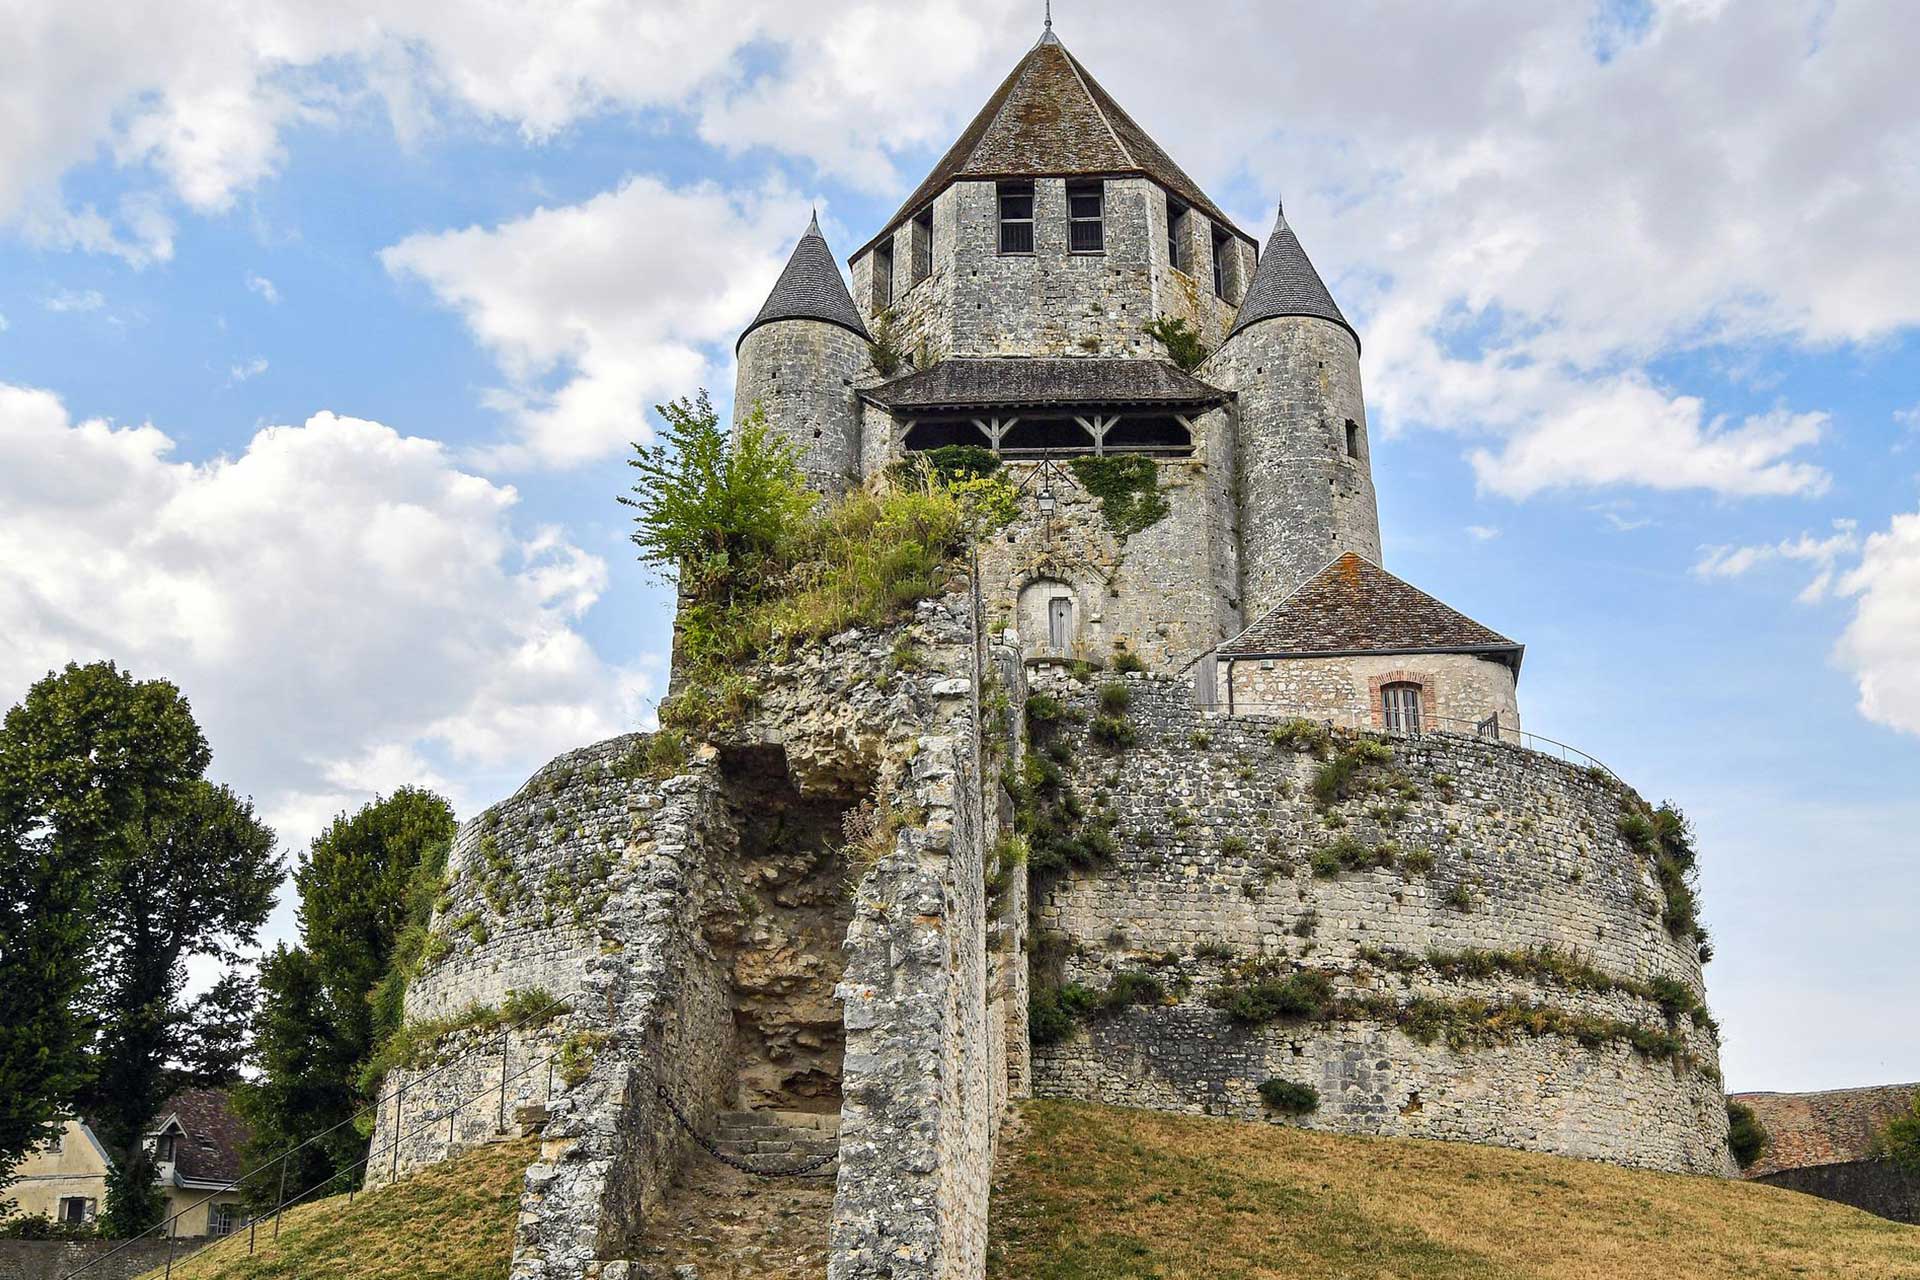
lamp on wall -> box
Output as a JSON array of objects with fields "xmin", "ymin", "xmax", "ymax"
[{"xmin": 1037, "ymin": 484, "xmax": 1056, "ymax": 516}]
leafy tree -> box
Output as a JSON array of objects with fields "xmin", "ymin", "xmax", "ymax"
[
  {"xmin": 99, "ymin": 1147, "xmax": 165, "ymax": 1239},
  {"xmin": 1876, "ymin": 1095, "xmax": 1920, "ymax": 1176},
  {"xmin": 79, "ymin": 777, "xmax": 279, "ymax": 1155},
  {"xmin": 233, "ymin": 946, "xmax": 364, "ymax": 1207},
  {"xmin": 1726, "ymin": 1100, "xmax": 1769, "ymax": 1170},
  {"xmin": 0, "ymin": 661, "xmax": 211, "ymax": 1196},
  {"xmin": 175, "ymin": 971, "xmax": 261, "ymax": 1089},
  {"xmin": 294, "ymin": 787, "xmax": 456, "ymax": 1066},
  {"xmin": 620, "ymin": 393, "xmax": 811, "ymax": 604}
]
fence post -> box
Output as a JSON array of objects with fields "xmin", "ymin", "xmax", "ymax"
[
  {"xmin": 273, "ymin": 1150, "xmax": 288, "ymax": 1240},
  {"xmin": 248, "ymin": 1216, "xmax": 256, "ymax": 1255},
  {"xmin": 392, "ymin": 1082, "xmax": 403, "ymax": 1182},
  {"xmin": 165, "ymin": 1224, "xmax": 176, "ymax": 1278},
  {"xmin": 497, "ymin": 1030, "xmax": 509, "ymax": 1133}
]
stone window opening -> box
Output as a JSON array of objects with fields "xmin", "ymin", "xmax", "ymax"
[
  {"xmin": 1211, "ymin": 225, "xmax": 1235, "ymax": 301},
  {"xmin": 1345, "ymin": 419, "xmax": 1362, "ymax": 459},
  {"xmin": 999, "ymin": 181, "xmax": 1035, "ymax": 254},
  {"xmin": 1382, "ymin": 681, "xmax": 1423, "ymax": 734},
  {"xmin": 1067, "ymin": 180, "xmax": 1105, "ymax": 253},
  {"xmin": 1166, "ymin": 194, "xmax": 1190, "ymax": 272},
  {"xmin": 59, "ymin": 1197, "xmax": 94, "ymax": 1224},
  {"xmin": 910, "ymin": 206, "xmax": 933, "ymax": 287},
  {"xmin": 872, "ymin": 242, "xmax": 894, "ymax": 311}
]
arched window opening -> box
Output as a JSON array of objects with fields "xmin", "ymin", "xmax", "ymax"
[{"xmin": 1382, "ymin": 682, "xmax": 1423, "ymax": 734}]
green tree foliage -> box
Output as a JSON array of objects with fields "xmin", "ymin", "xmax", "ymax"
[
  {"xmin": 295, "ymin": 788, "xmax": 457, "ymax": 1065},
  {"xmin": 174, "ymin": 971, "xmax": 260, "ymax": 1089},
  {"xmin": 233, "ymin": 945, "xmax": 365, "ymax": 1207},
  {"xmin": 1726, "ymin": 1101, "xmax": 1769, "ymax": 1171},
  {"xmin": 1, "ymin": 661, "xmax": 276, "ymax": 1194},
  {"xmin": 80, "ymin": 778, "xmax": 279, "ymax": 1153},
  {"xmin": 99, "ymin": 1147, "xmax": 166, "ymax": 1239},
  {"xmin": 1875, "ymin": 1095, "xmax": 1920, "ymax": 1176}
]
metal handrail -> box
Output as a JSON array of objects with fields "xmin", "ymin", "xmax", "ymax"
[
  {"xmin": 1191, "ymin": 698, "xmax": 1620, "ymax": 781},
  {"xmin": 60, "ymin": 990, "xmax": 578, "ymax": 1279}
]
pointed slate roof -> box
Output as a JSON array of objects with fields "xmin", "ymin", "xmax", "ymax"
[
  {"xmin": 1219, "ymin": 553, "xmax": 1522, "ymax": 672},
  {"xmin": 1228, "ymin": 203, "xmax": 1359, "ymax": 351},
  {"xmin": 738, "ymin": 212, "xmax": 870, "ymax": 351},
  {"xmin": 855, "ymin": 31, "xmax": 1249, "ymax": 259}
]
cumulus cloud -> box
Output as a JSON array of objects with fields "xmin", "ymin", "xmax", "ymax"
[
  {"xmin": 0, "ymin": 381, "xmax": 649, "ymax": 848},
  {"xmin": 381, "ymin": 177, "xmax": 811, "ymax": 468},
  {"xmin": 225, "ymin": 356, "xmax": 269, "ymax": 386},
  {"xmin": 247, "ymin": 274, "xmax": 279, "ymax": 304},
  {"xmin": 1836, "ymin": 513, "xmax": 1920, "ymax": 737},
  {"xmin": 1694, "ymin": 519, "xmax": 1860, "ymax": 601}
]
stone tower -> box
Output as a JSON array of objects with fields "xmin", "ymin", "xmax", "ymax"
[
  {"xmin": 735, "ymin": 211, "xmax": 871, "ymax": 498},
  {"xmin": 1207, "ymin": 205, "xmax": 1383, "ymax": 617}
]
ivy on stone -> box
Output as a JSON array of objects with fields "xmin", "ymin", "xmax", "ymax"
[{"xmin": 1068, "ymin": 455, "xmax": 1171, "ymax": 539}]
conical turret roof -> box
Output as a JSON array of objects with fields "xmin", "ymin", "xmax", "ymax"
[
  {"xmin": 1228, "ymin": 204, "xmax": 1358, "ymax": 351},
  {"xmin": 855, "ymin": 31, "xmax": 1248, "ymax": 258},
  {"xmin": 739, "ymin": 212, "xmax": 870, "ymax": 351}
]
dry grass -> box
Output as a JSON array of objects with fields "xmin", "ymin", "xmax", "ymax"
[
  {"xmin": 989, "ymin": 1100, "xmax": 1920, "ymax": 1280},
  {"xmin": 146, "ymin": 1139, "xmax": 534, "ymax": 1280}
]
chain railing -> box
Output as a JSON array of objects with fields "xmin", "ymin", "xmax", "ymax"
[
  {"xmin": 60, "ymin": 990, "xmax": 833, "ymax": 1279},
  {"xmin": 1192, "ymin": 698, "xmax": 1620, "ymax": 781}
]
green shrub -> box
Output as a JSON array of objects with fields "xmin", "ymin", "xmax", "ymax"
[
  {"xmin": 1111, "ymin": 648, "xmax": 1147, "ymax": 674},
  {"xmin": 1445, "ymin": 881, "xmax": 1474, "ymax": 912},
  {"xmin": 1258, "ymin": 1078, "xmax": 1320, "ymax": 1115},
  {"xmin": 1727, "ymin": 1101, "xmax": 1770, "ymax": 1170},
  {"xmin": 867, "ymin": 309, "xmax": 907, "ymax": 376},
  {"xmin": 1270, "ymin": 718, "xmax": 1332, "ymax": 757},
  {"xmin": 1102, "ymin": 971, "xmax": 1168, "ymax": 1011},
  {"xmin": 1025, "ymin": 693, "xmax": 1065, "ymax": 726},
  {"xmin": 1212, "ymin": 966, "xmax": 1334, "ymax": 1025},
  {"xmin": 1090, "ymin": 715, "xmax": 1136, "ymax": 750},
  {"xmin": 1874, "ymin": 1095, "xmax": 1920, "ymax": 1176},
  {"xmin": 556, "ymin": 1031, "xmax": 609, "ymax": 1089},
  {"xmin": 918, "ymin": 444, "xmax": 1000, "ymax": 483},
  {"xmin": 1311, "ymin": 740, "xmax": 1395, "ymax": 806},
  {"xmin": 1141, "ymin": 315, "xmax": 1211, "ymax": 372},
  {"xmin": 1098, "ymin": 681, "xmax": 1132, "ymax": 715},
  {"xmin": 1189, "ymin": 729, "xmax": 1213, "ymax": 749},
  {"xmin": 1220, "ymin": 834, "xmax": 1249, "ymax": 857}
]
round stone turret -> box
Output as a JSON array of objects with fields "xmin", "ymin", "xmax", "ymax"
[
  {"xmin": 735, "ymin": 213, "xmax": 870, "ymax": 498},
  {"xmin": 1209, "ymin": 204, "xmax": 1382, "ymax": 618}
]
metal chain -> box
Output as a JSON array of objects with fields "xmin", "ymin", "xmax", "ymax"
[{"xmin": 646, "ymin": 1073, "xmax": 838, "ymax": 1178}]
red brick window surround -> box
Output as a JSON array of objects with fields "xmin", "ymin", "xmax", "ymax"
[{"xmin": 1367, "ymin": 670, "xmax": 1438, "ymax": 731}]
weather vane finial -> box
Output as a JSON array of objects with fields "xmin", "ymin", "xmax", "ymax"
[{"xmin": 1045, "ymin": 0, "xmax": 1052, "ymax": 31}]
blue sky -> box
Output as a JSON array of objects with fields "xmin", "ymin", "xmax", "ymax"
[{"xmin": 2, "ymin": 0, "xmax": 1916, "ymax": 1094}]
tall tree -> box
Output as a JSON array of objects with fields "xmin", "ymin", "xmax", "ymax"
[
  {"xmin": 78, "ymin": 778, "xmax": 279, "ymax": 1153},
  {"xmin": 0, "ymin": 661, "xmax": 210, "ymax": 1197},
  {"xmin": 294, "ymin": 788, "xmax": 456, "ymax": 1065}
]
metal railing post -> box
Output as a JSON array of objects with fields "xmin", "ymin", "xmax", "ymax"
[
  {"xmin": 164, "ymin": 1225, "xmax": 176, "ymax": 1278},
  {"xmin": 497, "ymin": 1031, "xmax": 509, "ymax": 1134},
  {"xmin": 248, "ymin": 1216, "xmax": 256, "ymax": 1255},
  {"xmin": 272, "ymin": 1149, "xmax": 288, "ymax": 1240},
  {"xmin": 391, "ymin": 1082, "xmax": 403, "ymax": 1182}
]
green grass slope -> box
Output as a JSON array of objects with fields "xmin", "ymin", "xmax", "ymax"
[
  {"xmin": 989, "ymin": 1100, "xmax": 1920, "ymax": 1280},
  {"xmin": 145, "ymin": 1138, "xmax": 534, "ymax": 1280}
]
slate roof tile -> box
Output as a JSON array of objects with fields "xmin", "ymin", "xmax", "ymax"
[
  {"xmin": 739, "ymin": 212, "xmax": 870, "ymax": 350},
  {"xmin": 1228, "ymin": 205, "xmax": 1358, "ymax": 350},
  {"xmin": 1219, "ymin": 553, "xmax": 1521, "ymax": 665},
  {"xmin": 1731, "ymin": 1084, "xmax": 1920, "ymax": 1179},
  {"xmin": 862, "ymin": 356, "xmax": 1228, "ymax": 412}
]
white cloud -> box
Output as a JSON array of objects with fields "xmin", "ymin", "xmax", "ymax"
[
  {"xmin": 1836, "ymin": 513, "xmax": 1920, "ymax": 737},
  {"xmin": 247, "ymin": 273, "xmax": 279, "ymax": 304},
  {"xmin": 381, "ymin": 177, "xmax": 811, "ymax": 468},
  {"xmin": 0, "ymin": 312, "xmax": 8, "ymax": 331},
  {"xmin": 43, "ymin": 288, "xmax": 105, "ymax": 312},
  {"xmin": 225, "ymin": 356, "xmax": 269, "ymax": 386},
  {"xmin": 1693, "ymin": 520, "xmax": 1860, "ymax": 601},
  {"xmin": 0, "ymin": 381, "xmax": 649, "ymax": 850},
  {"xmin": 1465, "ymin": 525, "xmax": 1500, "ymax": 542}
]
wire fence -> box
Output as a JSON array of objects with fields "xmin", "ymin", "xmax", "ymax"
[
  {"xmin": 59, "ymin": 985, "xmax": 834, "ymax": 1280},
  {"xmin": 1192, "ymin": 699, "xmax": 1619, "ymax": 781}
]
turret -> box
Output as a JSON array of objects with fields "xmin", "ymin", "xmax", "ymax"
[
  {"xmin": 1209, "ymin": 204, "xmax": 1382, "ymax": 618},
  {"xmin": 735, "ymin": 213, "xmax": 870, "ymax": 498}
]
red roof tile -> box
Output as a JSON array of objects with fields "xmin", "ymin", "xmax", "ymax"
[{"xmin": 1731, "ymin": 1084, "xmax": 1920, "ymax": 1178}]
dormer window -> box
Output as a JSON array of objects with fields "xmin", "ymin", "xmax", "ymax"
[
  {"xmin": 1067, "ymin": 181, "xmax": 1104, "ymax": 253},
  {"xmin": 998, "ymin": 182, "xmax": 1035, "ymax": 254},
  {"xmin": 1211, "ymin": 226, "xmax": 1234, "ymax": 301},
  {"xmin": 1166, "ymin": 195, "xmax": 1190, "ymax": 272},
  {"xmin": 871, "ymin": 242, "xmax": 894, "ymax": 311},
  {"xmin": 910, "ymin": 207, "xmax": 933, "ymax": 286},
  {"xmin": 155, "ymin": 1132, "xmax": 178, "ymax": 1163}
]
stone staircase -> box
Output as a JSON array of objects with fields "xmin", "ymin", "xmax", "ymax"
[{"xmin": 620, "ymin": 1110, "xmax": 840, "ymax": 1280}]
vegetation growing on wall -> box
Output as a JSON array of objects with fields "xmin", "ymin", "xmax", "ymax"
[
  {"xmin": 622, "ymin": 391, "xmax": 1015, "ymax": 740},
  {"xmin": 1617, "ymin": 799, "xmax": 1707, "ymax": 951},
  {"xmin": 1140, "ymin": 315, "xmax": 1211, "ymax": 372},
  {"xmin": 1355, "ymin": 944, "xmax": 1717, "ymax": 1035},
  {"xmin": 1258, "ymin": 1078, "xmax": 1321, "ymax": 1116},
  {"xmin": 1874, "ymin": 1094, "xmax": 1920, "ymax": 1176},
  {"xmin": 868, "ymin": 308, "xmax": 906, "ymax": 376},
  {"xmin": 1068, "ymin": 455, "xmax": 1171, "ymax": 539},
  {"xmin": 358, "ymin": 988, "xmax": 570, "ymax": 1089}
]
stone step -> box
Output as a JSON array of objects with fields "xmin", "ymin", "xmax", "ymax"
[{"xmin": 713, "ymin": 1109, "xmax": 840, "ymax": 1135}]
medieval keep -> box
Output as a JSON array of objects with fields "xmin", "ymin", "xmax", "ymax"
[{"xmin": 371, "ymin": 27, "xmax": 1730, "ymax": 1280}]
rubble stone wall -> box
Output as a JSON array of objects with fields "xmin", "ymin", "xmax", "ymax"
[{"xmin": 1028, "ymin": 674, "xmax": 1732, "ymax": 1176}]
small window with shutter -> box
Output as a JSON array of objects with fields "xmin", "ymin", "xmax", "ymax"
[
  {"xmin": 1067, "ymin": 181, "xmax": 1104, "ymax": 252},
  {"xmin": 999, "ymin": 182, "xmax": 1035, "ymax": 254}
]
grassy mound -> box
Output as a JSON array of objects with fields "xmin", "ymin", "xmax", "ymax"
[
  {"xmin": 146, "ymin": 1139, "xmax": 534, "ymax": 1280},
  {"xmin": 989, "ymin": 1101, "xmax": 1920, "ymax": 1279}
]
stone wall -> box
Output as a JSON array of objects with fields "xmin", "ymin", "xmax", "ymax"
[
  {"xmin": 1206, "ymin": 316, "xmax": 1382, "ymax": 619},
  {"xmin": 735, "ymin": 317, "xmax": 870, "ymax": 498},
  {"xmin": 1027, "ymin": 674, "xmax": 1731, "ymax": 1176},
  {"xmin": 1754, "ymin": 1160, "xmax": 1920, "ymax": 1224},
  {"xmin": 1225, "ymin": 652, "xmax": 1523, "ymax": 739},
  {"xmin": 0, "ymin": 1240, "xmax": 181, "ymax": 1280}
]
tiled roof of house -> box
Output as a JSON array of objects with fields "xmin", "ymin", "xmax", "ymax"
[
  {"xmin": 1219, "ymin": 553, "xmax": 1522, "ymax": 667},
  {"xmin": 739, "ymin": 212, "xmax": 869, "ymax": 350},
  {"xmin": 862, "ymin": 356, "xmax": 1227, "ymax": 412},
  {"xmin": 153, "ymin": 1088, "xmax": 251, "ymax": 1186},
  {"xmin": 1731, "ymin": 1084, "xmax": 1920, "ymax": 1179},
  {"xmin": 855, "ymin": 31, "xmax": 1247, "ymax": 259},
  {"xmin": 1227, "ymin": 204, "xmax": 1358, "ymax": 350}
]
